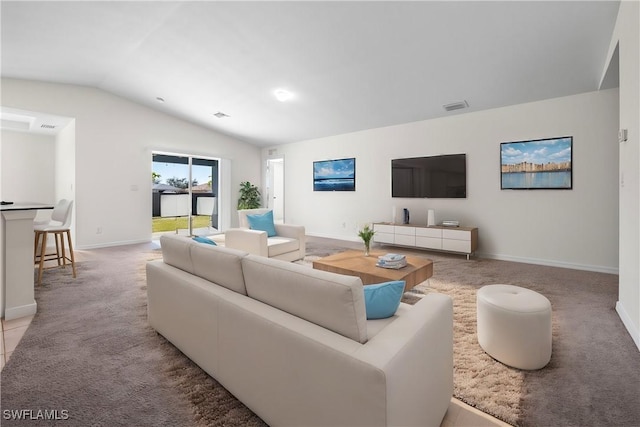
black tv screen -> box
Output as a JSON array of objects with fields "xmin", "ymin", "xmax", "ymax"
[{"xmin": 392, "ymin": 154, "xmax": 466, "ymax": 198}]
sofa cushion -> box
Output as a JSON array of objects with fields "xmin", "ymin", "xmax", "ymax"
[
  {"xmin": 160, "ymin": 235, "xmax": 194, "ymax": 273},
  {"xmin": 246, "ymin": 210, "xmax": 277, "ymax": 237},
  {"xmin": 241, "ymin": 255, "xmax": 368, "ymax": 344},
  {"xmin": 192, "ymin": 235, "xmax": 217, "ymax": 245},
  {"xmin": 267, "ymin": 236, "xmax": 299, "ymax": 257},
  {"xmin": 363, "ymin": 281, "xmax": 405, "ymax": 319},
  {"xmin": 366, "ymin": 302, "xmax": 411, "ymax": 338},
  {"xmin": 190, "ymin": 243, "xmax": 249, "ymax": 295},
  {"xmin": 209, "ymin": 234, "xmax": 226, "ymax": 246}
]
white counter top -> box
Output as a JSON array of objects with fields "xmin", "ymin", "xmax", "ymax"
[{"xmin": 1, "ymin": 202, "xmax": 54, "ymax": 211}]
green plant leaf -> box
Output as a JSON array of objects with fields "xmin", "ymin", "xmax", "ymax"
[{"xmin": 237, "ymin": 181, "xmax": 262, "ymax": 209}]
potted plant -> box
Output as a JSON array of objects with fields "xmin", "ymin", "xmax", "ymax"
[
  {"xmin": 358, "ymin": 224, "xmax": 376, "ymax": 256},
  {"xmin": 237, "ymin": 181, "xmax": 261, "ymax": 209}
]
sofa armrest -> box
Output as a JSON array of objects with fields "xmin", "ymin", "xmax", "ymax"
[
  {"xmin": 355, "ymin": 293, "xmax": 454, "ymax": 427},
  {"xmin": 225, "ymin": 228, "xmax": 268, "ymax": 257},
  {"xmin": 274, "ymin": 223, "xmax": 304, "ymax": 239},
  {"xmin": 274, "ymin": 224, "xmax": 306, "ymax": 257}
]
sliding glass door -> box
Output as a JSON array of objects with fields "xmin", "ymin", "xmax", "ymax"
[{"xmin": 152, "ymin": 152, "xmax": 219, "ymax": 237}]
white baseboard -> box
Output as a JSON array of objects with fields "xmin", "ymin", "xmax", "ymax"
[
  {"xmin": 616, "ymin": 301, "xmax": 640, "ymax": 352},
  {"xmin": 307, "ymin": 231, "xmax": 360, "ymax": 243},
  {"xmin": 476, "ymin": 252, "xmax": 619, "ymax": 275},
  {"xmin": 308, "ymin": 234, "xmax": 617, "ymax": 273},
  {"xmin": 5, "ymin": 301, "xmax": 37, "ymax": 321},
  {"xmin": 76, "ymin": 238, "xmax": 151, "ymax": 250}
]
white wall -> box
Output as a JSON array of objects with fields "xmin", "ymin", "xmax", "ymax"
[
  {"xmin": 1, "ymin": 130, "xmax": 56, "ymax": 222},
  {"xmin": 0, "ymin": 129, "xmax": 59, "ymax": 318},
  {"xmin": 608, "ymin": 1, "xmax": 640, "ymax": 351},
  {"xmin": 55, "ymin": 120, "xmax": 76, "ymax": 204},
  {"xmin": 265, "ymin": 89, "xmax": 619, "ymax": 273},
  {"xmin": 1, "ymin": 78, "xmax": 262, "ymax": 249}
]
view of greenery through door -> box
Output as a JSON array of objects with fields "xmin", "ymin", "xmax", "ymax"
[{"xmin": 152, "ymin": 153, "xmax": 219, "ymax": 236}]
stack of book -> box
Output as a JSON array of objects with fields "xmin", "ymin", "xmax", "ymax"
[{"xmin": 376, "ymin": 253, "xmax": 407, "ymax": 269}]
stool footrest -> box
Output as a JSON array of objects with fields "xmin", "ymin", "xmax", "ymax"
[{"xmin": 34, "ymin": 228, "xmax": 77, "ymax": 285}]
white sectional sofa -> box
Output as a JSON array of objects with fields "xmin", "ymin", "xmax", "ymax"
[{"xmin": 147, "ymin": 234, "xmax": 454, "ymax": 427}]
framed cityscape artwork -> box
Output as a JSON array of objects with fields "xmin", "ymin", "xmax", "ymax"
[{"xmin": 500, "ymin": 136, "xmax": 572, "ymax": 190}]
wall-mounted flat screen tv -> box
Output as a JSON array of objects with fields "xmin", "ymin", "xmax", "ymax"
[
  {"xmin": 391, "ymin": 154, "xmax": 466, "ymax": 198},
  {"xmin": 500, "ymin": 136, "xmax": 572, "ymax": 190},
  {"xmin": 313, "ymin": 158, "xmax": 356, "ymax": 191}
]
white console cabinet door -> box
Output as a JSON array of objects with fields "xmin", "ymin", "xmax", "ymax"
[
  {"xmin": 373, "ymin": 224, "xmax": 394, "ymax": 244},
  {"xmin": 372, "ymin": 223, "xmax": 478, "ymax": 258},
  {"xmin": 375, "ymin": 232, "xmax": 394, "ymax": 244},
  {"xmin": 442, "ymin": 228, "xmax": 472, "ymax": 253},
  {"xmin": 394, "ymin": 226, "xmax": 416, "ymax": 246},
  {"xmin": 416, "ymin": 227, "xmax": 442, "ymax": 249}
]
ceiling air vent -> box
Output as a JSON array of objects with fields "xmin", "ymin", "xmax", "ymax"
[
  {"xmin": 443, "ymin": 100, "xmax": 469, "ymax": 112},
  {"xmin": 40, "ymin": 124, "xmax": 57, "ymax": 129}
]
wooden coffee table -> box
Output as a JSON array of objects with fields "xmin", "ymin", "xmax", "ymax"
[{"xmin": 312, "ymin": 250, "xmax": 433, "ymax": 291}]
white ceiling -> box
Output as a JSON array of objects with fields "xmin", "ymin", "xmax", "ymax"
[{"xmin": 0, "ymin": 1, "xmax": 620, "ymax": 146}]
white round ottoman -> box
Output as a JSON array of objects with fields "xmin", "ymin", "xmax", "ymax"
[{"xmin": 477, "ymin": 284, "xmax": 552, "ymax": 370}]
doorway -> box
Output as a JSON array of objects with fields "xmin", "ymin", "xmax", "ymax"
[
  {"xmin": 266, "ymin": 158, "xmax": 284, "ymax": 223},
  {"xmin": 152, "ymin": 152, "xmax": 220, "ymax": 237}
]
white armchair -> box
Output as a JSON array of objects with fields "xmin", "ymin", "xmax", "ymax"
[{"xmin": 225, "ymin": 209, "xmax": 306, "ymax": 262}]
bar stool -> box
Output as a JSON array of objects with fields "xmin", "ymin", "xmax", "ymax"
[{"xmin": 34, "ymin": 199, "xmax": 76, "ymax": 285}]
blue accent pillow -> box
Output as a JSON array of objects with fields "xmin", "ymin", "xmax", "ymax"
[
  {"xmin": 363, "ymin": 281, "xmax": 405, "ymax": 319},
  {"xmin": 246, "ymin": 211, "xmax": 277, "ymax": 237},
  {"xmin": 192, "ymin": 236, "xmax": 217, "ymax": 245}
]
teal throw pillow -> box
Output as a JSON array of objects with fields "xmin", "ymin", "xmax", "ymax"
[
  {"xmin": 246, "ymin": 211, "xmax": 277, "ymax": 237},
  {"xmin": 192, "ymin": 236, "xmax": 217, "ymax": 245},
  {"xmin": 363, "ymin": 281, "xmax": 405, "ymax": 319}
]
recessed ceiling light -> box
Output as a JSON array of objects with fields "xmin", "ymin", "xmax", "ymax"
[
  {"xmin": 213, "ymin": 112, "xmax": 230, "ymax": 119},
  {"xmin": 274, "ymin": 89, "xmax": 294, "ymax": 102}
]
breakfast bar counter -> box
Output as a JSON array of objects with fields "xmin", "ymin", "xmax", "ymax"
[{"xmin": 1, "ymin": 203, "xmax": 54, "ymax": 320}]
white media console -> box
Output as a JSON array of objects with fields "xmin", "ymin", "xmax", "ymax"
[{"xmin": 373, "ymin": 222, "xmax": 478, "ymax": 259}]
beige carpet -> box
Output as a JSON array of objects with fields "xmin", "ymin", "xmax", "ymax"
[
  {"xmin": 3, "ymin": 240, "xmax": 636, "ymax": 427},
  {"xmin": 414, "ymin": 280, "xmax": 526, "ymax": 424},
  {"xmin": 297, "ymin": 239, "xmax": 639, "ymax": 427},
  {"xmin": 297, "ymin": 249, "xmax": 522, "ymax": 425}
]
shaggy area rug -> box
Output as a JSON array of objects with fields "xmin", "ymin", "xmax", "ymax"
[
  {"xmin": 405, "ymin": 252, "xmax": 638, "ymax": 427},
  {"xmin": 300, "ymin": 240, "xmax": 640, "ymax": 427},
  {"xmin": 2, "ymin": 239, "xmax": 638, "ymax": 427}
]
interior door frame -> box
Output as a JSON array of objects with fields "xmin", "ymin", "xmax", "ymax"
[{"xmin": 266, "ymin": 156, "xmax": 285, "ymax": 223}]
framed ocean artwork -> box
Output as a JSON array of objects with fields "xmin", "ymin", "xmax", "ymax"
[{"xmin": 313, "ymin": 158, "xmax": 356, "ymax": 191}]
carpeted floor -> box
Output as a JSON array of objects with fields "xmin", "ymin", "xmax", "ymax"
[
  {"xmin": 1, "ymin": 238, "xmax": 639, "ymax": 427},
  {"xmin": 379, "ymin": 243, "xmax": 640, "ymax": 427},
  {"xmin": 0, "ymin": 244, "xmax": 196, "ymax": 426},
  {"xmin": 298, "ymin": 239, "xmax": 640, "ymax": 426}
]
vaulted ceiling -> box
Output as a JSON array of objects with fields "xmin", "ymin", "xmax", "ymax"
[{"xmin": 0, "ymin": 1, "xmax": 620, "ymax": 146}]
